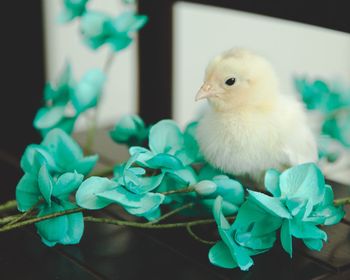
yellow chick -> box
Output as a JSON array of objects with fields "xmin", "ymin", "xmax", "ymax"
[{"xmin": 196, "ymin": 48, "xmax": 317, "ymax": 181}]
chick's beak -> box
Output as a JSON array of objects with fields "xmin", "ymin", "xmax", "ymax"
[{"xmin": 195, "ymin": 83, "xmax": 216, "ymax": 101}]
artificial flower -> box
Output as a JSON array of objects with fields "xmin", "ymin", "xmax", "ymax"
[
  {"xmin": 209, "ymin": 196, "xmax": 255, "ymax": 270},
  {"xmin": 80, "ymin": 11, "xmax": 147, "ymax": 51},
  {"xmin": 70, "ymin": 69, "xmax": 106, "ymax": 113},
  {"xmin": 16, "ymin": 164, "xmax": 84, "ymax": 246},
  {"xmin": 34, "ymin": 64, "xmax": 77, "ymax": 136},
  {"xmin": 248, "ymin": 163, "xmax": 344, "ymax": 256},
  {"xmin": 194, "ymin": 175, "xmax": 244, "ymax": 215},
  {"xmin": 110, "ymin": 114, "xmax": 149, "ymax": 146},
  {"xmin": 21, "ymin": 128, "xmax": 98, "ymax": 176},
  {"xmin": 58, "ymin": 0, "xmax": 89, "ymax": 23},
  {"xmin": 75, "ymin": 176, "xmax": 165, "ymax": 221}
]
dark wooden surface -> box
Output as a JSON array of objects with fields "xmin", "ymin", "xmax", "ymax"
[{"xmin": 1, "ymin": 128, "xmax": 350, "ymax": 280}]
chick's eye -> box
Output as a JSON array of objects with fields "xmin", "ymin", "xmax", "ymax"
[{"xmin": 225, "ymin": 77, "xmax": 236, "ymax": 86}]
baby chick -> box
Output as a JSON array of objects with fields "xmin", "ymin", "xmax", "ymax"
[{"xmin": 196, "ymin": 48, "xmax": 317, "ymax": 181}]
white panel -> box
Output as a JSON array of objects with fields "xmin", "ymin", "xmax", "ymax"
[
  {"xmin": 173, "ymin": 2, "xmax": 350, "ymax": 126},
  {"xmin": 42, "ymin": 0, "xmax": 138, "ymax": 130}
]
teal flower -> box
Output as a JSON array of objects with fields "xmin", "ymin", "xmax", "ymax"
[
  {"xmin": 80, "ymin": 11, "xmax": 147, "ymax": 51},
  {"xmin": 322, "ymin": 113, "xmax": 350, "ymax": 148},
  {"xmin": 75, "ymin": 176, "xmax": 165, "ymax": 221},
  {"xmin": 70, "ymin": 69, "xmax": 106, "ymax": 113},
  {"xmin": 110, "ymin": 115, "xmax": 149, "ymax": 146},
  {"xmin": 194, "ymin": 175, "xmax": 244, "ymax": 215},
  {"xmin": 34, "ymin": 64, "xmax": 77, "ymax": 136},
  {"xmin": 248, "ymin": 163, "xmax": 344, "ymax": 256},
  {"xmin": 21, "ymin": 128, "xmax": 98, "ymax": 176},
  {"xmin": 34, "ymin": 65, "xmax": 105, "ymax": 136},
  {"xmin": 129, "ymin": 120, "xmax": 200, "ymax": 170},
  {"xmin": 209, "ymin": 196, "xmax": 256, "ymax": 271},
  {"xmin": 58, "ymin": 0, "xmax": 89, "ymax": 23},
  {"xmin": 16, "ymin": 164, "xmax": 84, "ymax": 246}
]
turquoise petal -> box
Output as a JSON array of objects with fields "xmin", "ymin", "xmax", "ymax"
[
  {"xmin": 68, "ymin": 154, "xmax": 99, "ymax": 175},
  {"xmin": 124, "ymin": 171, "xmax": 164, "ymax": 194},
  {"xmin": 198, "ymin": 164, "xmax": 222, "ymax": 180},
  {"xmin": 183, "ymin": 121, "xmax": 203, "ymax": 163},
  {"xmin": 20, "ymin": 145, "xmax": 56, "ymax": 174},
  {"xmin": 209, "ymin": 241, "xmax": 237, "ymax": 269},
  {"xmin": 303, "ymin": 238, "xmax": 323, "ymax": 251},
  {"xmin": 58, "ymin": 201, "xmax": 84, "ymax": 245},
  {"xmin": 248, "ymin": 190, "xmax": 292, "ymax": 219},
  {"xmin": 16, "ymin": 173, "xmax": 40, "ymax": 212},
  {"xmin": 264, "ymin": 169, "xmax": 281, "ymax": 197},
  {"xmin": 38, "ymin": 165, "xmax": 54, "ymax": 206},
  {"xmin": 279, "ymin": 163, "xmax": 325, "ymax": 206},
  {"xmin": 213, "ymin": 176, "xmax": 244, "ymax": 206},
  {"xmin": 145, "ymin": 154, "xmax": 184, "ymax": 170},
  {"xmin": 42, "ymin": 128, "xmax": 82, "ymax": 160},
  {"xmin": 110, "ymin": 114, "xmax": 148, "ymax": 146},
  {"xmin": 290, "ymin": 220, "xmax": 327, "ymax": 241},
  {"xmin": 71, "ymin": 69, "xmax": 105, "ymax": 113},
  {"xmin": 35, "ymin": 203, "xmax": 68, "ymax": 247},
  {"xmin": 149, "ymin": 120, "xmax": 184, "ymax": 155},
  {"xmin": 76, "ymin": 177, "xmax": 118, "ymax": 209},
  {"xmin": 53, "ymin": 171, "xmax": 84, "ymax": 199},
  {"xmin": 33, "ymin": 106, "xmax": 65, "ymax": 129},
  {"xmin": 113, "ymin": 12, "xmax": 148, "ymax": 33},
  {"xmin": 280, "ymin": 219, "xmax": 292, "ymax": 257},
  {"xmin": 124, "ymin": 193, "xmax": 165, "ymax": 219}
]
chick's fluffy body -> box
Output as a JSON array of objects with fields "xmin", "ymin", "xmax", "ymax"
[{"xmin": 197, "ymin": 49, "xmax": 317, "ymax": 179}]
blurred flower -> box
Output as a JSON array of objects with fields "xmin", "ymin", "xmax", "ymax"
[
  {"xmin": 34, "ymin": 65, "xmax": 105, "ymax": 136},
  {"xmin": 70, "ymin": 69, "xmax": 106, "ymax": 113},
  {"xmin": 80, "ymin": 11, "xmax": 148, "ymax": 51},
  {"xmin": 75, "ymin": 176, "xmax": 165, "ymax": 221},
  {"xmin": 110, "ymin": 114, "xmax": 149, "ymax": 146},
  {"xmin": 21, "ymin": 128, "xmax": 98, "ymax": 176},
  {"xmin": 58, "ymin": 0, "xmax": 89, "ymax": 23},
  {"xmin": 295, "ymin": 77, "xmax": 350, "ymax": 148},
  {"xmin": 34, "ymin": 64, "xmax": 77, "ymax": 136},
  {"xmin": 16, "ymin": 164, "xmax": 84, "ymax": 246}
]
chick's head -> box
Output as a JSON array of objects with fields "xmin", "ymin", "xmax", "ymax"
[{"xmin": 196, "ymin": 48, "xmax": 279, "ymax": 112}]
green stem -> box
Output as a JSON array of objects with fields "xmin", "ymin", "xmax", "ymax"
[
  {"xmin": 186, "ymin": 224, "xmax": 216, "ymax": 245},
  {"xmin": 84, "ymin": 50, "xmax": 116, "ymax": 154},
  {"xmin": 147, "ymin": 203, "xmax": 195, "ymax": 224},
  {"xmin": 0, "ymin": 214, "xmax": 23, "ymax": 225},
  {"xmin": 84, "ymin": 216, "xmax": 223, "ymax": 229},
  {"xmin": 5, "ymin": 200, "xmax": 42, "ymax": 226},
  {"xmin": 0, "ymin": 207, "xmax": 84, "ymax": 233},
  {"xmin": 161, "ymin": 186, "xmax": 196, "ymax": 196},
  {"xmin": 334, "ymin": 196, "xmax": 350, "ymax": 207},
  {"xmin": 0, "ymin": 200, "xmax": 17, "ymax": 213}
]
